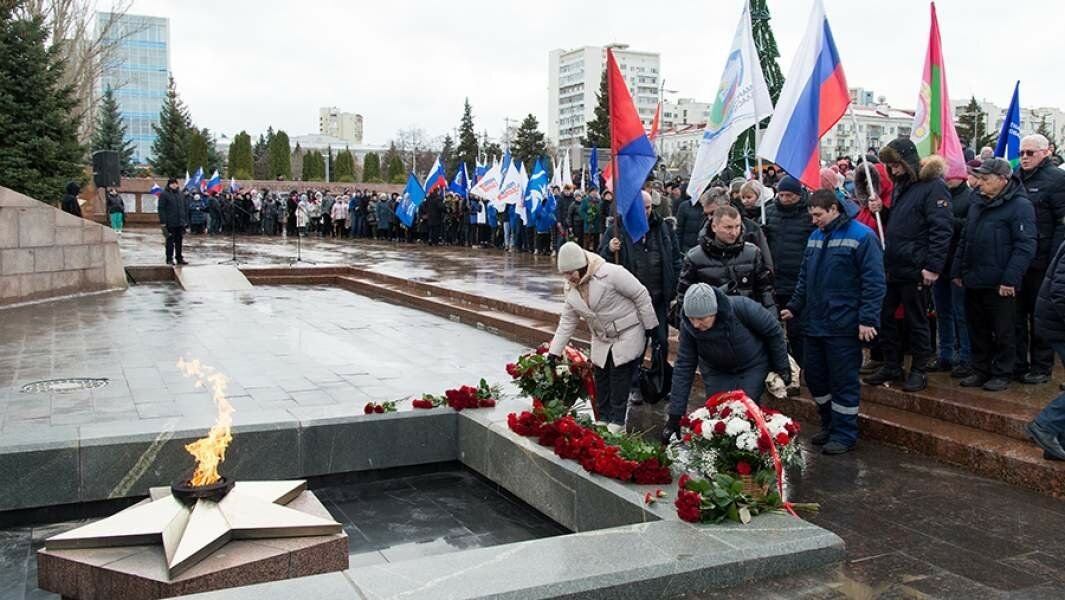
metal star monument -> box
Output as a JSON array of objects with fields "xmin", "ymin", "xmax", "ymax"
[{"xmin": 45, "ymin": 480, "xmax": 341, "ymax": 579}]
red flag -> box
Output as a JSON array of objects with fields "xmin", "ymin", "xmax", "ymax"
[
  {"xmin": 607, "ymin": 48, "xmax": 656, "ymax": 242},
  {"xmin": 648, "ymin": 102, "xmax": 662, "ymax": 142}
]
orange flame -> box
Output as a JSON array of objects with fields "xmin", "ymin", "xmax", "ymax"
[{"xmin": 176, "ymin": 358, "xmax": 235, "ymax": 487}]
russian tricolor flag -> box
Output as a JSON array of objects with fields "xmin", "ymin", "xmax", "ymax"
[
  {"xmin": 607, "ymin": 48, "xmax": 655, "ymax": 242},
  {"xmin": 149, "ymin": 182, "xmax": 162, "ymax": 197},
  {"xmin": 423, "ymin": 156, "xmax": 448, "ymax": 194},
  {"xmin": 758, "ymin": 0, "xmax": 849, "ymax": 190},
  {"xmin": 205, "ymin": 170, "xmax": 222, "ymax": 194}
]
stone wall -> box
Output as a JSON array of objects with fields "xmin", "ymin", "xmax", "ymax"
[{"xmin": 0, "ymin": 186, "xmax": 127, "ymax": 307}]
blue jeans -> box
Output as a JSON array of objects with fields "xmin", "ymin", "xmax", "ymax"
[
  {"xmin": 1035, "ymin": 342, "xmax": 1065, "ymax": 438},
  {"xmin": 805, "ymin": 335, "xmax": 863, "ymax": 447},
  {"xmin": 933, "ymin": 278, "xmax": 971, "ymax": 364}
]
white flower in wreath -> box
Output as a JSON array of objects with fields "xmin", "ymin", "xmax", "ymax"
[
  {"xmin": 736, "ymin": 431, "xmax": 758, "ymax": 452},
  {"xmin": 689, "ymin": 408, "xmax": 710, "ymax": 421},
  {"xmin": 555, "ymin": 365, "xmax": 569, "ymax": 377},
  {"xmin": 725, "ymin": 417, "xmax": 752, "ymax": 437},
  {"xmin": 701, "ymin": 420, "xmax": 720, "ymax": 441}
]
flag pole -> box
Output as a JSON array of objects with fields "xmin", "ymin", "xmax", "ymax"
[
  {"xmin": 755, "ymin": 125, "xmax": 766, "ymax": 225},
  {"xmin": 607, "ymin": 50, "xmax": 620, "ymax": 264},
  {"xmin": 848, "ymin": 104, "xmax": 885, "ymax": 249}
]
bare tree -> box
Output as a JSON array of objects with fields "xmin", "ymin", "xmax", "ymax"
[
  {"xmin": 391, "ymin": 127, "xmax": 443, "ymax": 177},
  {"xmin": 17, "ymin": 0, "xmax": 143, "ymax": 146}
]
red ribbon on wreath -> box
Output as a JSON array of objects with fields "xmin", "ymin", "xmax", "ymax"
[{"xmin": 731, "ymin": 392, "xmax": 797, "ymax": 517}]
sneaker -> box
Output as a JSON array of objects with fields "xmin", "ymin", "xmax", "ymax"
[
  {"xmin": 959, "ymin": 374, "xmax": 990, "ymax": 388},
  {"xmin": 926, "ymin": 358, "xmax": 954, "ymax": 372},
  {"xmin": 1019, "ymin": 372, "xmax": 1050, "ymax": 385},
  {"xmin": 981, "ymin": 377, "xmax": 1009, "ymax": 392},
  {"xmin": 859, "ymin": 359, "xmax": 884, "ymax": 375},
  {"xmin": 862, "ymin": 366, "xmax": 904, "ymax": 386},
  {"xmin": 810, "ymin": 430, "xmax": 830, "ymax": 446},
  {"xmin": 822, "ymin": 440, "xmax": 855, "ymax": 455},
  {"xmin": 950, "ymin": 363, "xmax": 975, "ymax": 379},
  {"xmin": 607, "ymin": 423, "xmax": 626, "ymax": 435},
  {"xmin": 901, "ymin": 370, "xmax": 928, "ymax": 393},
  {"xmin": 1024, "ymin": 421, "xmax": 1065, "ymax": 460}
]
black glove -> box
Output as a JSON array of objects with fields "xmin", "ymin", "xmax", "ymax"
[{"xmin": 645, "ymin": 328, "xmax": 657, "ymax": 340}]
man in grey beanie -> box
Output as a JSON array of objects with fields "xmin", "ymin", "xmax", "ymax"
[{"xmin": 660, "ymin": 283, "xmax": 790, "ymax": 443}]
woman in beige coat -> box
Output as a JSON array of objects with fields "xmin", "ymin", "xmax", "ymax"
[{"xmin": 549, "ymin": 242, "xmax": 659, "ymax": 433}]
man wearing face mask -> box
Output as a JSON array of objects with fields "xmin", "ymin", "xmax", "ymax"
[
  {"xmin": 548, "ymin": 242, "xmax": 658, "ymax": 434},
  {"xmin": 659, "ymin": 283, "xmax": 790, "ymax": 444}
]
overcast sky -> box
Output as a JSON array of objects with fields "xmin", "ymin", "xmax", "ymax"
[{"xmin": 128, "ymin": 0, "xmax": 1062, "ymax": 146}]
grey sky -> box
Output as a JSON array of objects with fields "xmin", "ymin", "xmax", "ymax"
[{"xmin": 129, "ymin": 0, "xmax": 1062, "ymax": 146}]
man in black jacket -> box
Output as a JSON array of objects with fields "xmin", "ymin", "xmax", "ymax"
[
  {"xmin": 674, "ymin": 182, "xmax": 704, "ymax": 253},
  {"xmin": 157, "ymin": 177, "xmax": 189, "ymax": 265},
  {"xmin": 1014, "ymin": 134, "xmax": 1065, "ymax": 384},
  {"xmin": 1028, "ymin": 239, "xmax": 1065, "ymax": 459},
  {"xmin": 763, "ymin": 176, "xmax": 815, "ymax": 364},
  {"xmin": 678, "ymin": 205, "xmax": 775, "ymax": 311},
  {"xmin": 951, "ymin": 159, "xmax": 1036, "ymax": 391},
  {"xmin": 864, "ymin": 138, "xmax": 953, "ymax": 392},
  {"xmin": 61, "ymin": 182, "xmax": 82, "ymax": 218}
]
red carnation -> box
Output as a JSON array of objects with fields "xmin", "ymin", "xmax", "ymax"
[
  {"xmin": 679, "ymin": 415, "xmax": 691, "ymax": 429},
  {"xmin": 505, "ymin": 363, "xmax": 519, "ymax": 377},
  {"xmin": 713, "ymin": 421, "xmax": 727, "ymax": 434},
  {"xmin": 536, "ymin": 346, "xmax": 549, "ymax": 355},
  {"xmin": 363, "ymin": 403, "xmax": 374, "ymax": 414},
  {"xmin": 735, "ymin": 461, "xmax": 752, "ymax": 475},
  {"xmin": 720, "ymin": 407, "xmax": 732, "ymax": 418},
  {"xmin": 412, "ymin": 399, "xmax": 433, "ymax": 409},
  {"xmin": 757, "ymin": 432, "xmax": 773, "ymax": 453},
  {"xmin": 479, "ymin": 398, "xmax": 496, "ymax": 408},
  {"xmin": 682, "ymin": 433, "xmax": 693, "ymax": 443},
  {"xmin": 691, "ymin": 420, "xmax": 703, "ymax": 435},
  {"xmin": 678, "ymin": 474, "xmax": 691, "ymax": 489},
  {"xmin": 775, "ymin": 432, "xmax": 790, "ymax": 446},
  {"xmin": 373, "ymin": 404, "xmax": 384, "ymax": 414}
]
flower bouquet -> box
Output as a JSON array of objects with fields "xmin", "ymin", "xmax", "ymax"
[
  {"xmin": 363, "ymin": 400, "xmax": 397, "ymax": 414},
  {"xmin": 411, "ymin": 379, "xmax": 502, "ymax": 411},
  {"xmin": 506, "ymin": 345, "xmax": 595, "ymax": 412},
  {"xmin": 668, "ymin": 390, "xmax": 815, "ymax": 523}
]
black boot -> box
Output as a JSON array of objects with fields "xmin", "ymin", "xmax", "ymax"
[
  {"xmin": 862, "ymin": 366, "xmax": 903, "ymax": 386},
  {"xmin": 901, "ymin": 369, "xmax": 928, "ymax": 393}
]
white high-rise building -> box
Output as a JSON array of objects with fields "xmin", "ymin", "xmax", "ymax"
[
  {"xmin": 548, "ymin": 44, "xmax": 661, "ymax": 152},
  {"xmin": 318, "ymin": 107, "xmax": 364, "ymax": 144},
  {"xmin": 660, "ymin": 98, "xmax": 713, "ymax": 129}
]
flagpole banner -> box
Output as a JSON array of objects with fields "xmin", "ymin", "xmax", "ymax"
[
  {"xmin": 758, "ymin": 0, "xmax": 849, "ymax": 190},
  {"xmin": 470, "ymin": 161, "xmax": 503, "ymax": 207},
  {"xmin": 911, "ymin": 1, "xmax": 966, "ymax": 179},
  {"xmin": 687, "ymin": 0, "xmax": 774, "ymax": 200},
  {"xmin": 395, "ymin": 172, "xmax": 426, "ymax": 227},
  {"xmin": 995, "ymin": 81, "xmax": 1021, "ymax": 166},
  {"xmin": 608, "ymin": 47, "xmax": 656, "ymax": 242}
]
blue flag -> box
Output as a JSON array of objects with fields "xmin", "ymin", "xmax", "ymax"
[
  {"xmin": 395, "ymin": 172, "xmax": 426, "ymax": 227},
  {"xmin": 475, "ymin": 162, "xmax": 487, "ymax": 183},
  {"xmin": 995, "ymin": 81, "xmax": 1021, "ymax": 167},
  {"xmin": 449, "ymin": 163, "xmax": 469, "ymax": 198},
  {"xmin": 185, "ymin": 167, "xmax": 203, "ymax": 192},
  {"xmin": 525, "ymin": 158, "xmax": 548, "ymax": 216},
  {"xmin": 588, "ymin": 146, "xmax": 599, "ymax": 189}
]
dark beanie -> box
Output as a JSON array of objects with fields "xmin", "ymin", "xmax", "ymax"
[
  {"xmin": 776, "ymin": 175, "xmax": 803, "ymax": 196},
  {"xmin": 167, "ymin": 177, "xmax": 179, "ymax": 185}
]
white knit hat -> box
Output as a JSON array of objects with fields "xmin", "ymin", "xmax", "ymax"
[{"xmin": 557, "ymin": 242, "xmax": 588, "ymax": 273}]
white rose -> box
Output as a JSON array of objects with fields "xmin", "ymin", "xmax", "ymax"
[
  {"xmin": 736, "ymin": 431, "xmax": 757, "ymax": 452},
  {"xmin": 725, "ymin": 417, "xmax": 752, "ymax": 437}
]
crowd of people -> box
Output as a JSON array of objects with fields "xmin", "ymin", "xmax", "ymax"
[
  {"xmin": 138, "ymin": 135, "xmax": 1065, "ymax": 460},
  {"xmin": 545, "ymin": 134, "xmax": 1065, "ymax": 459}
]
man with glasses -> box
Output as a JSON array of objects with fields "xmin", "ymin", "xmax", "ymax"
[{"xmin": 1014, "ymin": 134, "xmax": 1065, "ymax": 385}]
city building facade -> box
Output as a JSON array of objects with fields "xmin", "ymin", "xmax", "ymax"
[
  {"xmin": 95, "ymin": 12, "xmax": 170, "ymax": 166},
  {"xmin": 318, "ymin": 107, "xmax": 364, "ymax": 144},
  {"xmin": 660, "ymin": 98, "xmax": 712, "ymax": 129},
  {"xmin": 548, "ymin": 44, "xmax": 660, "ymax": 151},
  {"xmin": 952, "ymin": 98, "xmax": 1065, "ymax": 149}
]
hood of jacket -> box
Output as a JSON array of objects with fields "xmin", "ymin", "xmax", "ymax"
[{"xmin": 879, "ymin": 138, "xmax": 922, "ymax": 184}]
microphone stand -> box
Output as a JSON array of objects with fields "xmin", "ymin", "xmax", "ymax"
[
  {"xmin": 218, "ymin": 201, "xmax": 252, "ymax": 265},
  {"xmin": 289, "ymin": 203, "xmax": 317, "ymax": 265}
]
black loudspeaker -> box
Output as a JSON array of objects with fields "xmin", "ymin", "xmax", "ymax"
[{"xmin": 92, "ymin": 150, "xmax": 121, "ymax": 188}]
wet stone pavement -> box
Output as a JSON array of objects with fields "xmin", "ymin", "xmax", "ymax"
[
  {"xmin": 0, "ymin": 284, "xmax": 527, "ymax": 437},
  {"xmin": 117, "ymin": 228, "xmax": 566, "ymax": 312},
  {"xmin": 0, "ymin": 467, "xmax": 568, "ymax": 599}
]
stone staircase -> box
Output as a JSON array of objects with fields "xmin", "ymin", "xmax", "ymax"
[{"xmin": 130, "ymin": 263, "xmax": 1065, "ymax": 498}]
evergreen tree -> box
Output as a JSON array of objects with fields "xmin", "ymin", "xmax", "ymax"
[
  {"xmin": 268, "ymin": 130, "xmax": 292, "ymax": 179},
  {"xmin": 440, "ymin": 134, "xmax": 455, "ymax": 177},
  {"xmin": 252, "ymin": 130, "xmax": 270, "ymax": 179},
  {"xmin": 362, "ymin": 152, "xmax": 381, "ymax": 182},
  {"xmin": 956, "ymin": 96, "xmax": 996, "ymax": 150},
  {"xmin": 383, "ymin": 142, "xmax": 406, "ymax": 184},
  {"xmin": 0, "ymin": 4, "xmax": 84, "ymax": 205},
  {"xmin": 290, "ymin": 143, "xmax": 304, "ymax": 181},
  {"xmin": 186, "ymin": 129, "xmax": 209, "ymax": 174},
  {"xmin": 227, "ymin": 131, "xmax": 254, "ymax": 179},
  {"xmin": 1036, "ymin": 114, "xmax": 1057, "ymax": 148},
  {"xmin": 483, "ymin": 142, "xmax": 502, "ymax": 163},
  {"xmin": 455, "ymin": 98, "xmax": 479, "ymax": 173},
  {"xmin": 91, "ymin": 84, "xmax": 135, "ymax": 175},
  {"xmin": 512, "ymin": 113, "xmax": 547, "ymax": 172},
  {"xmin": 581, "ymin": 69, "xmax": 611, "ymax": 148},
  {"xmin": 201, "ymin": 128, "xmax": 222, "ymax": 173},
  {"xmin": 334, "ymin": 148, "xmax": 356, "ymax": 182},
  {"xmin": 302, "ymin": 151, "xmax": 326, "ymax": 181},
  {"xmin": 149, "ymin": 76, "xmax": 192, "ymax": 177},
  {"xmin": 726, "ymin": 0, "xmax": 786, "ymax": 178}
]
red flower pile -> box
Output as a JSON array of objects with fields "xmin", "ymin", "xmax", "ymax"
[
  {"xmin": 507, "ymin": 345, "xmax": 595, "ymax": 412},
  {"xmin": 675, "ymin": 487, "xmax": 704, "ymax": 523},
  {"xmin": 507, "ymin": 409, "xmax": 671, "ymax": 485},
  {"xmin": 410, "ymin": 379, "xmax": 500, "ymax": 411}
]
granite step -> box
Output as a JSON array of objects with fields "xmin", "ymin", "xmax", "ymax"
[
  {"xmin": 858, "ymin": 382, "xmax": 1039, "ymax": 441},
  {"xmin": 773, "ymin": 393, "xmax": 1065, "ymax": 498}
]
